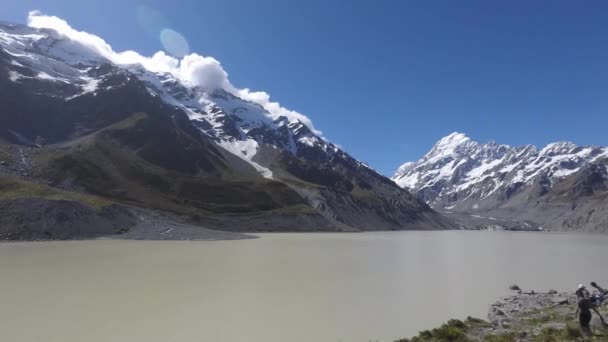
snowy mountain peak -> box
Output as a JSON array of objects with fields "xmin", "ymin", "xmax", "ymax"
[
  {"xmin": 392, "ymin": 133, "xmax": 608, "ymax": 211},
  {"xmin": 436, "ymin": 132, "xmax": 470, "ymax": 147},
  {"xmin": 540, "ymin": 141, "xmax": 577, "ymax": 156},
  {"xmin": 421, "ymin": 132, "xmax": 477, "ymax": 164}
]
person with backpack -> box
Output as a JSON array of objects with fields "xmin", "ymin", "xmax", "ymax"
[
  {"xmin": 576, "ymin": 285, "xmax": 593, "ymax": 335},
  {"xmin": 576, "ymin": 284, "xmax": 591, "ymax": 300},
  {"xmin": 576, "ymin": 284, "xmax": 608, "ymax": 336}
]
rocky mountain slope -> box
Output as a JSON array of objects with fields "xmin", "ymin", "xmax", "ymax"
[
  {"xmin": 0, "ymin": 20, "xmax": 453, "ymax": 239},
  {"xmin": 392, "ymin": 132, "xmax": 608, "ymax": 232}
]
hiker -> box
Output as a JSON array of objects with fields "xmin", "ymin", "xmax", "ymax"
[
  {"xmin": 576, "ymin": 288, "xmax": 594, "ymax": 336},
  {"xmin": 576, "ymin": 285, "xmax": 608, "ymax": 336},
  {"xmin": 576, "ymin": 284, "xmax": 591, "ymax": 300}
]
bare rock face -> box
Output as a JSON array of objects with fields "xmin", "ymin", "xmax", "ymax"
[{"xmin": 392, "ymin": 132, "xmax": 608, "ymax": 232}]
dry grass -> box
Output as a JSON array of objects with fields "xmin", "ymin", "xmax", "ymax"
[{"xmin": 0, "ymin": 176, "xmax": 112, "ymax": 209}]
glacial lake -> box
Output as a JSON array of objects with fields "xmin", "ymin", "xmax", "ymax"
[{"xmin": 1, "ymin": 231, "xmax": 607, "ymax": 342}]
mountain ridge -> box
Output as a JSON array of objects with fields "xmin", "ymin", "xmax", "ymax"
[
  {"xmin": 0, "ymin": 19, "xmax": 454, "ymax": 239},
  {"xmin": 392, "ymin": 132, "xmax": 608, "ymax": 232}
]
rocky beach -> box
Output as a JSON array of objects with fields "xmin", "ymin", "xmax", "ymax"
[{"xmin": 398, "ymin": 287, "xmax": 608, "ymax": 341}]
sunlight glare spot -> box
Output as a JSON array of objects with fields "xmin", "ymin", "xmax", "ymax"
[{"xmin": 160, "ymin": 28, "xmax": 190, "ymax": 58}]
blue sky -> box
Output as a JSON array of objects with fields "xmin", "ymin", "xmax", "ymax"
[{"xmin": 4, "ymin": 1, "xmax": 608, "ymax": 175}]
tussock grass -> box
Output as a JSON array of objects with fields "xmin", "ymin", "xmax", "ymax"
[
  {"xmin": 396, "ymin": 319, "xmax": 471, "ymax": 342},
  {"xmin": 393, "ymin": 313, "xmax": 587, "ymax": 342},
  {"xmin": 0, "ymin": 176, "xmax": 112, "ymax": 209}
]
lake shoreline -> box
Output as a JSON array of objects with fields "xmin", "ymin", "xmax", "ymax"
[
  {"xmin": 397, "ymin": 288, "xmax": 608, "ymax": 341},
  {"xmin": 11, "ymin": 228, "xmax": 608, "ymax": 244}
]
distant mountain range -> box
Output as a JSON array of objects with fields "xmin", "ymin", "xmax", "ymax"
[
  {"xmin": 0, "ymin": 21, "xmax": 452, "ymax": 239},
  {"xmin": 392, "ymin": 132, "xmax": 608, "ymax": 232}
]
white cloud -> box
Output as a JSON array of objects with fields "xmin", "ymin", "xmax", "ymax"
[
  {"xmin": 26, "ymin": 11, "xmax": 321, "ymax": 135},
  {"xmin": 178, "ymin": 54, "xmax": 231, "ymax": 90},
  {"xmin": 237, "ymin": 89, "xmax": 317, "ymax": 133}
]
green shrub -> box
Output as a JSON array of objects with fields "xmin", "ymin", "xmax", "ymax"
[
  {"xmin": 446, "ymin": 319, "xmax": 466, "ymax": 329},
  {"xmin": 418, "ymin": 330, "xmax": 433, "ymax": 339},
  {"xmin": 431, "ymin": 325, "xmax": 467, "ymax": 341},
  {"xmin": 396, "ymin": 317, "xmax": 480, "ymax": 342},
  {"xmin": 482, "ymin": 332, "xmax": 519, "ymax": 342},
  {"xmin": 465, "ymin": 316, "xmax": 487, "ymax": 325}
]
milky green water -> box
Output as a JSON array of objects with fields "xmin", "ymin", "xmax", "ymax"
[{"xmin": 0, "ymin": 231, "xmax": 607, "ymax": 342}]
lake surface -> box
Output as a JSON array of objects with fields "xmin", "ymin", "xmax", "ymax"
[{"xmin": 1, "ymin": 231, "xmax": 607, "ymax": 342}]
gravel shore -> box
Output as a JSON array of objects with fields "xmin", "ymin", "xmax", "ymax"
[
  {"xmin": 399, "ymin": 287, "xmax": 608, "ymax": 341},
  {"xmin": 113, "ymin": 208, "xmax": 256, "ymax": 240}
]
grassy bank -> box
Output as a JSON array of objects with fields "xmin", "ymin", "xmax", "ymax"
[
  {"xmin": 395, "ymin": 291, "xmax": 607, "ymax": 342},
  {"xmin": 0, "ymin": 176, "xmax": 112, "ymax": 209}
]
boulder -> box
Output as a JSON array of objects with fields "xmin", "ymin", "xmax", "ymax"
[
  {"xmin": 553, "ymin": 298, "xmax": 569, "ymax": 305},
  {"xmin": 491, "ymin": 307, "xmax": 505, "ymax": 316}
]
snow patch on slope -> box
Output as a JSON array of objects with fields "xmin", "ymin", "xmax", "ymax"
[
  {"xmin": 8, "ymin": 70, "xmax": 23, "ymax": 82},
  {"xmin": 219, "ymin": 139, "xmax": 273, "ymax": 179}
]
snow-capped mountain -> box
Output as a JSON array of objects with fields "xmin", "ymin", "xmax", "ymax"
[
  {"xmin": 392, "ymin": 132, "xmax": 608, "ymax": 231},
  {"xmin": 0, "ymin": 21, "xmax": 342, "ymax": 178},
  {"xmin": 0, "ymin": 19, "xmax": 453, "ymax": 232}
]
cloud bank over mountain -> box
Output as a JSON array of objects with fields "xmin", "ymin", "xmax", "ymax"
[{"xmin": 27, "ymin": 10, "xmax": 320, "ymax": 134}]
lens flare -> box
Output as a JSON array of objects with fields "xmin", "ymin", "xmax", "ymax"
[{"xmin": 160, "ymin": 28, "xmax": 190, "ymax": 58}]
